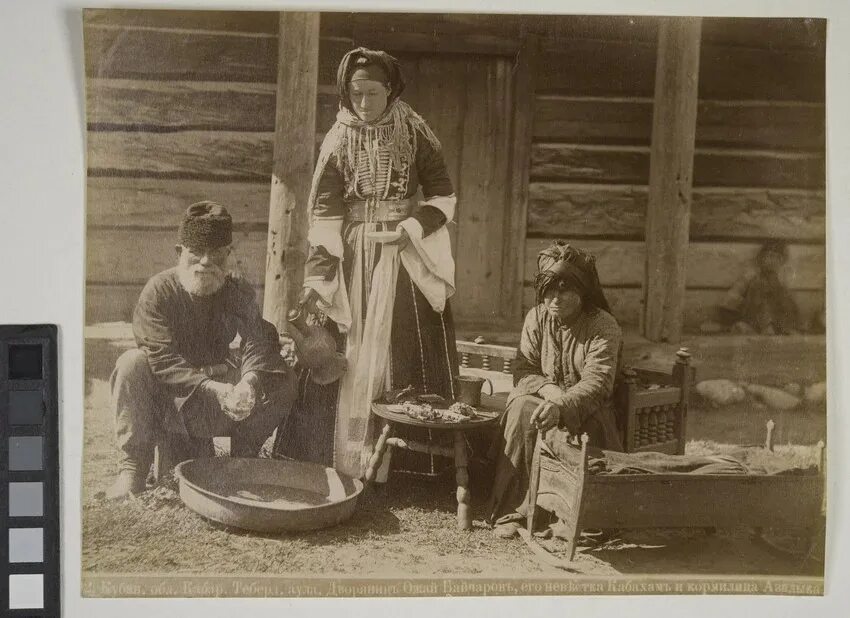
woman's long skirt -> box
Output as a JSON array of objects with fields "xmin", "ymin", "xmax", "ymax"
[{"xmin": 273, "ymin": 220, "xmax": 460, "ymax": 475}]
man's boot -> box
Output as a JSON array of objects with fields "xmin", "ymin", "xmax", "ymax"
[{"xmin": 100, "ymin": 468, "xmax": 148, "ymax": 500}]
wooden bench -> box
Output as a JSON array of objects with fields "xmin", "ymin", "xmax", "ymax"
[{"xmin": 456, "ymin": 337, "xmax": 694, "ymax": 454}]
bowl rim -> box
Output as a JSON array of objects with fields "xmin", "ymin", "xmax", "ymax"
[{"xmin": 174, "ymin": 458, "xmax": 365, "ymax": 512}]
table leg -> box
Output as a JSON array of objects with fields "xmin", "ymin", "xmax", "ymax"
[
  {"xmin": 364, "ymin": 421, "xmax": 393, "ymax": 483},
  {"xmin": 454, "ymin": 431, "xmax": 472, "ymax": 530}
]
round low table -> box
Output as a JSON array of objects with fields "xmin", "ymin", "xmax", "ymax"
[{"xmin": 366, "ymin": 395, "xmax": 503, "ymax": 530}]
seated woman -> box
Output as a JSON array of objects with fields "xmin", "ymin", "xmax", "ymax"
[{"xmin": 485, "ymin": 241, "xmax": 624, "ymax": 538}]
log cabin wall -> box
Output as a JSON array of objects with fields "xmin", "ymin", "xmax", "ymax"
[
  {"xmin": 84, "ymin": 10, "xmax": 826, "ymax": 334},
  {"xmin": 524, "ymin": 16, "xmax": 826, "ymax": 331}
]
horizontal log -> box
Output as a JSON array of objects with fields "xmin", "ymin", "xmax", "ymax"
[
  {"xmin": 87, "ymin": 130, "xmax": 272, "ymax": 182},
  {"xmin": 321, "ymin": 12, "xmax": 522, "ymax": 39},
  {"xmin": 84, "ymin": 23, "xmax": 277, "ymax": 82},
  {"xmin": 530, "ymin": 144, "xmax": 825, "ymax": 189},
  {"xmin": 86, "ymin": 177, "xmax": 271, "ymax": 228},
  {"xmin": 698, "ymin": 43, "xmax": 824, "ymax": 102},
  {"xmin": 83, "ymin": 9, "xmax": 279, "ymax": 33},
  {"xmin": 346, "ymin": 29, "xmax": 519, "ymax": 55},
  {"xmin": 86, "ymin": 79, "xmax": 276, "ymax": 131},
  {"xmin": 700, "ymin": 17, "xmax": 825, "ymax": 51},
  {"xmin": 87, "ymin": 228, "xmax": 268, "ymax": 286},
  {"xmin": 521, "ymin": 286, "xmax": 824, "ymax": 331},
  {"xmin": 523, "ymin": 239, "xmax": 825, "ymax": 290},
  {"xmin": 86, "ymin": 283, "xmax": 265, "ymax": 325},
  {"xmin": 538, "ymin": 40, "xmax": 824, "ymax": 101},
  {"xmin": 528, "ymin": 183, "xmax": 825, "ymax": 241},
  {"xmin": 85, "ymin": 25, "xmax": 344, "ymax": 85},
  {"xmin": 83, "ymin": 13, "xmax": 821, "ymax": 55},
  {"xmin": 536, "ymin": 40, "xmax": 656, "ymax": 97},
  {"xmin": 534, "ymin": 96, "xmax": 825, "ymax": 150}
]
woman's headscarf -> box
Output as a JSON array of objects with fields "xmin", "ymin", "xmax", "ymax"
[
  {"xmin": 336, "ymin": 47, "xmax": 406, "ymax": 115},
  {"xmin": 534, "ymin": 240, "xmax": 612, "ymax": 314},
  {"xmin": 307, "ymin": 47, "xmax": 442, "ymax": 214}
]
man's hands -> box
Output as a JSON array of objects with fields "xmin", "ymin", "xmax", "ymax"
[{"xmin": 206, "ymin": 372, "xmax": 259, "ymax": 422}]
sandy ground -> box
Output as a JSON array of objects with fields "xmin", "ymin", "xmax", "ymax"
[{"xmin": 81, "ymin": 339, "xmax": 825, "ymax": 579}]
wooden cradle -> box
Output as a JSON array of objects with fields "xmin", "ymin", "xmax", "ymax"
[{"xmin": 527, "ymin": 426, "xmax": 826, "ymax": 563}]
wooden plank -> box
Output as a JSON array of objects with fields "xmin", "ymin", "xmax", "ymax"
[
  {"xmin": 503, "ymin": 35, "xmax": 539, "ymax": 323},
  {"xmin": 521, "ymin": 286, "xmax": 824, "ymax": 332},
  {"xmin": 537, "ymin": 37, "xmax": 823, "ymax": 101},
  {"xmin": 86, "ymin": 130, "xmax": 272, "ymax": 182},
  {"xmin": 531, "ymin": 144, "xmax": 649, "ymax": 184},
  {"xmin": 536, "ymin": 40, "xmax": 656, "ymax": 96},
  {"xmin": 349, "ymin": 29, "xmax": 519, "ymax": 55},
  {"xmin": 316, "ymin": 91, "xmax": 339, "ymax": 135},
  {"xmin": 399, "ymin": 57, "xmax": 466, "ymax": 255},
  {"xmin": 86, "ymin": 79, "xmax": 276, "ymax": 131},
  {"xmin": 523, "ymin": 239, "xmax": 825, "ymax": 291},
  {"xmin": 85, "ymin": 20, "xmax": 342, "ymax": 86},
  {"xmin": 87, "ymin": 228, "xmax": 268, "ymax": 286},
  {"xmin": 530, "ymin": 143, "xmax": 825, "ymax": 189},
  {"xmin": 86, "ymin": 282, "xmax": 265, "ymax": 325},
  {"xmin": 643, "ymin": 17, "xmax": 702, "ymax": 342},
  {"xmin": 86, "ymin": 177, "xmax": 270, "ymax": 228},
  {"xmin": 453, "ymin": 57, "xmax": 513, "ymax": 322},
  {"xmin": 321, "ymin": 12, "xmax": 521, "ymax": 39},
  {"xmin": 695, "ymin": 100, "xmax": 825, "ymax": 151},
  {"xmin": 532, "ymin": 15, "xmax": 659, "ymax": 43},
  {"xmin": 534, "ymin": 96, "xmax": 653, "ymax": 145},
  {"xmin": 263, "ymin": 12, "xmax": 320, "ymax": 332},
  {"xmin": 83, "ymin": 8, "xmax": 279, "ymax": 33},
  {"xmin": 527, "ymin": 184, "xmax": 826, "ymax": 241},
  {"xmin": 86, "ymin": 283, "xmax": 142, "ymax": 324},
  {"xmin": 700, "ymin": 17, "xmax": 825, "ymax": 51},
  {"xmin": 534, "ymin": 96, "xmax": 825, "ymax": 150},
  {"xmin": 84, "ymin": 23, "xmax": 277, "ymax": 82},
  {"xmin": 699, "ymin": 43, "xmax": 824, "ymax": 102}
]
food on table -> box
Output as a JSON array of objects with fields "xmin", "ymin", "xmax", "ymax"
[
  {"xmin": 448, "ymin": 402, "xmax": 477, "ymax": 418},
  {"xmin": 401, "ymin": 401, "xmax": 440, "ymax": 421}
]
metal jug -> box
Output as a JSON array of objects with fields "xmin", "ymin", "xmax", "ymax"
[{"xmin": 284, "ymin": 309, "xmax": 347, "ymax": 385}]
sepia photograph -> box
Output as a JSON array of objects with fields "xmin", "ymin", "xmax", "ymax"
[{"xmin": 80, "ymin": 7, "xmax": 827, "ymax": 597}]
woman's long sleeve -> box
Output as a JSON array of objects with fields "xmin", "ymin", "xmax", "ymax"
[
  {"xmin": 551, "ymin": 318, "xmax": 621, "ymax": 428},
  {"xmin": 305, "ymin": 153, "xmax": 346, "ymax": 282},
  {"xmin": 411, "ymin": 130, "xmax": 456, "ymax": 237},
  {"xmin": 511, "ymin": 308, "xmax": 557, "ymax": 396}
]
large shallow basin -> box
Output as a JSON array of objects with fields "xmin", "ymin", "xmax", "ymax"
[{"xmin": 174, "ymin": 457, "xmax": 363, "ymax": 533}]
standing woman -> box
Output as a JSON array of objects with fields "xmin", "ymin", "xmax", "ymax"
[{"xmin": 274, "ymin": 48, "xmax": 460, "ymax": 478}]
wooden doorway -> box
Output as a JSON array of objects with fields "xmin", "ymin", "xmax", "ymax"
[{"xmin": 396, "ymin": 53, "xmax": 523, "ymax": 330}]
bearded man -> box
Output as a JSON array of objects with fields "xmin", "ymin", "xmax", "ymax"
[{"xmin": 102, "ymin": 202, "xmax": 296, "ymax": 499}]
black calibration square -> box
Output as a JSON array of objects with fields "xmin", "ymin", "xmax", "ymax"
[{"xmin": 8, "ymin": 345, "xmax": 43, "ymax": 380}]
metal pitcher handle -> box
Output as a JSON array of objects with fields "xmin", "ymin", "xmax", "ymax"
[{"xmin": 483, "ymin": 377, "xmax": 493, "ymax": 396}]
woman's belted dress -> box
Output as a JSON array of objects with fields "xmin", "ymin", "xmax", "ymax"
[{"xmin": 274, "ymin": 100, "xmax": 460, "ymax": 478}]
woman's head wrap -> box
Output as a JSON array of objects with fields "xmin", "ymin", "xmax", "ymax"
[
  {"xmin": 534, "ymin": 241, "xmax": 611, "ymax": 314},
  {"xmin": 177, "ymin": 201, "xmax": 232, "ymax": 251},
  {"xmin": 336, "ymin": 47, "xmax": 405, "ymax": 115}
]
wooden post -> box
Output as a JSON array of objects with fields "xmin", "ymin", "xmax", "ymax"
[
  {"xmin": 642, "ymin": 18, "xmax": 702, "ymax": 342},
  {"xmin": 262, "ymin": 12, "xmax": 320, "ymax": 332},
  {"xmin": 504, "ymin": 33, "xmax": 539, "ymax": 323}
]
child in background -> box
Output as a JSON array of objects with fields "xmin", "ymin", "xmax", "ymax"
[{"xmin": 716, "ymin": 240, "xmax": 801, "ymax": 335}]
